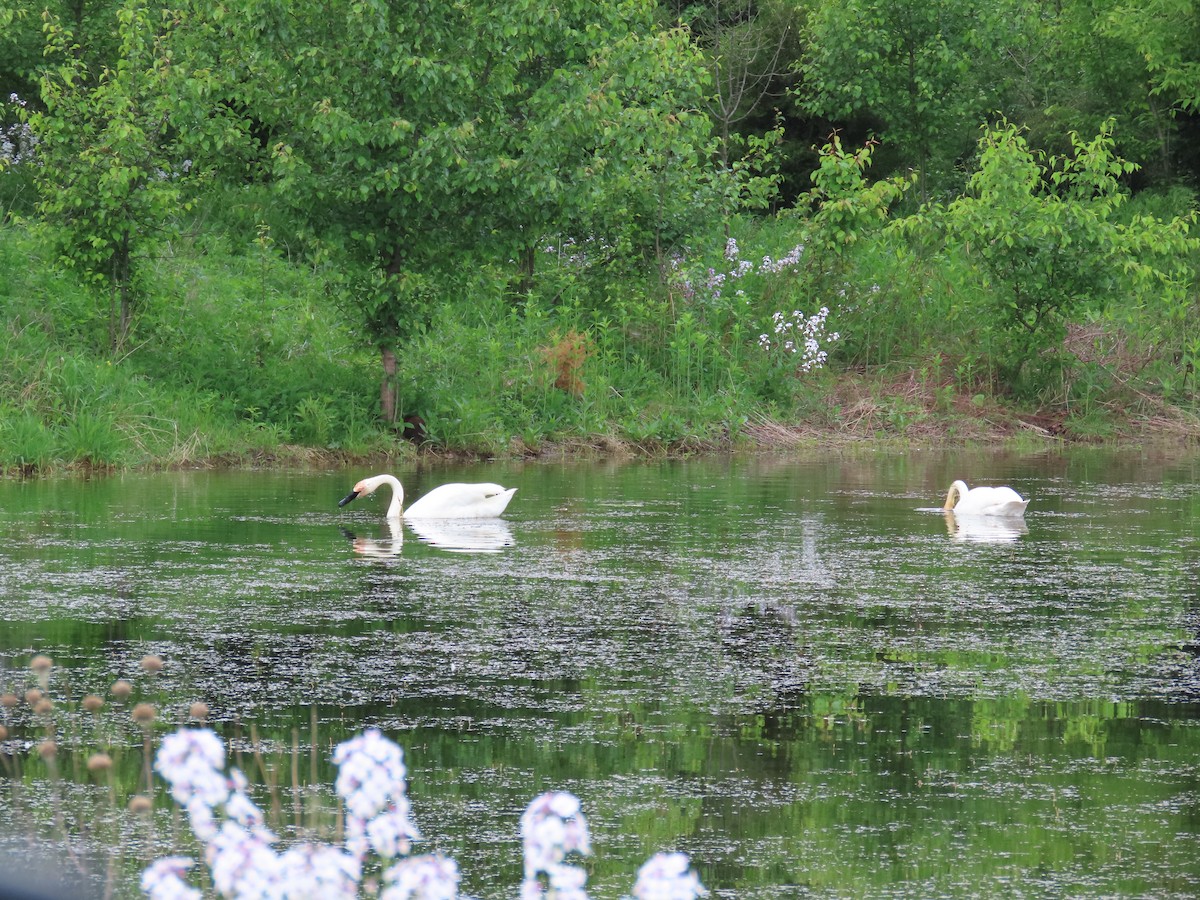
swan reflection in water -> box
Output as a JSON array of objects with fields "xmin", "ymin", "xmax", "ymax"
[
  {"xmin": 406, "ymin": 518, "xmax": 515, "ymax": 553},
  {"xmin": 343, "ymin": 518, "xmax": 515, "ymax": 556},
  {"xmin": 341, "ymin": 520, "xmax": 404, "ymax": 558},
  {"xmin": 944, "ymin": 511, "xmax": 1028, "ymax": 543}
]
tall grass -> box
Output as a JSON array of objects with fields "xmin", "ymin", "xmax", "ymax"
[{"xmin": 0, "ymin": 214, "xmax": 393, "ymax": 473}]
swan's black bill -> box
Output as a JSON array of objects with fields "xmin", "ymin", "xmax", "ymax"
[{"xmin": 338, "ymin": 490, "xmax": 359, "ymax": 508}]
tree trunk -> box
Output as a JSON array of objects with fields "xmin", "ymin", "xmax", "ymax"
[
  {"xmin": 379, "ymin": 345, "xmax": 398, "ymax": 425},
  {"xmin": 516, "ymin": 243, "xmax": 536, "ymax": 295},
  {"xmin": 111, "ymin": 239, "xmax": 133, "ymax": 354}
]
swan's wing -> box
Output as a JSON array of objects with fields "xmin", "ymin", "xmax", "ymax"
[
  {"xmin": 405, "ymin": 483, "xmax": 516, "ymax": 518},
  {"xmin": 957, "ymin": 485, "xmax": 1028, "ymax": 516}
]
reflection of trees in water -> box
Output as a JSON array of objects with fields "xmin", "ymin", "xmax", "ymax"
[{"xmin": 716, "ymin": 587, "xmax": 813, "ymax": 714}]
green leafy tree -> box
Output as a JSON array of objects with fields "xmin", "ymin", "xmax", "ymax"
[
  {"xmin": 798, "ymin": 134, "xmax": 913, "ymax": 253},
  {"xmin": 925, "ymin": 119, "xmax": 1196, "ymax": 393},
  {"xmin": 988, "ymin": 0, "xmax": 1188, "ymax": 183},
  {"xmin": 1, "ymin": 0, "xmax": 127, "ymax": 103},
  {"xmin": 797, "ymin": 0, "xmax": 985, "ymax": 200},
  {"xmin": 219, "ymin": 0, "xmax": 721, "ymax": 423},
  {"xmin": 1104, "ymin": 0, "xmax": 1200, "ymax": 114},
  {"xmin": 27, "ymin": 0, "xmax": 235, "ymax": 351}
]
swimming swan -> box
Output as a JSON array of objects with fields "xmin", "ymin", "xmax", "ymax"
[
  {"xmin": 338, "ymin": 473, "xmax": 517, "ymax": 520},
  {"xmin": 942, "ymin": 479, "xmax": 1029, "ymax": 517}
]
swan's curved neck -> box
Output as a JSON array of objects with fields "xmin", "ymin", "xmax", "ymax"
[
  {"xmin": 366, "ymin": 474, "xmax": 404, "ymax": 519},
  {"xmin": 944, "ymin": 480, "xmax": 968, "ymax": 510}
]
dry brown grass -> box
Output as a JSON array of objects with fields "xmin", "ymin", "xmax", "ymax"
[{"xmin": 538, "ymin": 329, "xmax": 591, "ymax": 397}]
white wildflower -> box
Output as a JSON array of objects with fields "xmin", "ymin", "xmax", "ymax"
[
  {"xmin": 521, "ymin": 791, "xmax": 591, "ymax": 898},
  {"xmin": 630, "ymin": 852, "xmax": 706, "ymax": 900},
  {"xmin": 382, "ymin": 854, "xmax": 460, "ymax": 900},
  {"xmin": 206, "ymin": 819, "xmax": 281, "ymax": 897},
  {"xmin": 278, "ymin": 843, "xmax": 362, "ymax": 899},
  {"xmin": 363, "ymin": 800, "xmax": 423, "ymax": 858},
  {"xmin": 154, "ymin": 729, "xmax": 229, "ymax": 808},
  {"xmin": 141, "ymin": 857, "xmax": 202, "ymax": 900},
  {"xmin": 334, "ymin": 728, "xmax": 410, "ymax": 822}
]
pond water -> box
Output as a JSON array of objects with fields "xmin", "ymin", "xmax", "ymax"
[{"xmin": 1, "ymin": 448, "xmax": 1199, "ymax": 898}]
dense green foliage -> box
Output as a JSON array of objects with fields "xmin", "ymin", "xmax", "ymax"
[{"xmin": 1, "ymin": 0, "xmax": 1198, "ymax": 466}]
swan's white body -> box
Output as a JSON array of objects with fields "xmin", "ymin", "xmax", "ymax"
[
  {"xmin": 339, "ymin": 473, "xmax": 516, "ymax": 520},
  {"xmin": 942, "ymin": 479, "xmax": 1029, "ymax": 517}
]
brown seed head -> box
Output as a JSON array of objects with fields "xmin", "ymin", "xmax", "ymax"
[
  {"xmin": 128, "ymin": 794, "xmax": 153, "ymax": 815},
  {"xmin": 87, "ymin": 752, "xmax": 113, "ymax": 773},
  {"xmin": 0, "ymin": 724, "xmax": 8, "ymax": 741},
  {"xmin": 131, "ymin": 702, "xmax": 156, "ymax": 725},
  {"xmin": 0, "ymin": 693, "xmax": 18, "ymax": 709},
  {"xmin": 34, "ymin": 698, "xmax": 54, "ymax": 716},
  {"xmin": 38, "ymin": 739, "xmax": 57, "ymax": 760},
  {"xmin": 189, "ymin": 701, "xmax": 209, "ymax": 721},
  {"xmin": 140, "ymin": 655, "xmax": 164, "ymax": 674},
  {"xmin": 30, "ymin": 655, "xmax": 53, "ymax": 674},
  {"xmin": 24, "ymin": 688, "xmax": 43, "ymax": 706},
  {"xmin": 111, "ymin": 679, "xmax": 133, "ymax": 701},
  {"xmin": 83, "ymin": 694, "xmax": 105, "ymax": 713}
]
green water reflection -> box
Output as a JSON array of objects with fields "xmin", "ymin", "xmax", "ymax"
[{"xmin": 1, "ymin": 449, "xmax": 1199, "ymax": 897}]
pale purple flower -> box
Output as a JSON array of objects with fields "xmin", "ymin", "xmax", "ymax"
[
  {"xmin": 141, "ymin": 857, "xmax": 202, "ymax": 900},
  {"xmin": 362, "ymin": 800, "xmax": 423, "ymax": 858},
  {"xmin": 630, "ymin": 852, "xmax": 706, "ymax": 900},
  {"xmin": 278, "ymin": 843, "xmax": 362, "ymax": 898},
  {"xmin": 225, "ymin": 784, "xmax": 267, "ymax": 829},
  {"xmin": 704, "ymin": 268, "xmax": 726, "ymax": 299},
  {"xmin": 185, "ymin": 796, "xmax": 219, "ymax": 842},
  {"xmin": 334, "ymin": 729, "xmax": 410, "ymax": 821},
  {"xmin": 724, "ymin": 237, "xmax": 739, "ymax": 261},
  {"xmin": 205, "ymin": 819, "xmax": 282, "ymax": 897},
  {"xmin": 521, "ymin": 791, "xmax": 591, "ymax": 898},
  {"xmin": 382, "ymin": 854, "xmax": 460, "ymax": 900},
  {"xmin": 334, "ymin": 729, "xmax": 422, "ymax": 864},
  {"xmin": 759, "ymin": 305, "xmax": 839, "ymax": 372},
  {"xmin": 759, "ymin": 244, "xmax": 804, "ymax": 274},
  {"xmin": 155, "ymin": 729, "xmax": 230, "ymax": 807}
]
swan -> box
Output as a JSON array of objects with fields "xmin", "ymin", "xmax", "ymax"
[
  {"xmin": 338, "ymin": 473, "xmax": 517, "ymax": 520},
  {"xmin": 942, "ymin": 479, "xmax": 1029, "ymax": 517}
]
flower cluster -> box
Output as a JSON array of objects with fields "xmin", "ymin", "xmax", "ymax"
[
  {"xmin": 334, "ymin": 728, "xmax": 422, "ymax": 860},
  {"xmin": 757, "ymin": 244, "xmax": 805, "ymax": 275},
  {"xmin": 1, "ymin": 94, "xmax": 36, "ymax": 166},
  {"xmin": 146, "ymin": 727, "xmax": 432, "ymax": 899},
  {"xmin": 520, "ymin": 791, "xmax": 592, "ymax": 899},
  {"xmin": 631, "ymin": 852, "xmax": 708, "ymax": 900},
  {"xmin": 758, "ymin": 307, "xmax": 840, "ymax": 372},
  {"xmin": 141, "ymin": 857, "xmax": 202, "ymax": 900},
  {"xmin": 383, "ymin": 854, "xmax": 460, "ymax": 900},
  {"xmin": 673, "ymin": 237, "xmax": 805, "ymax": 305},
  {"xmin": 145, "ymin": 727, "xmax": 704, "ymax": 900}
]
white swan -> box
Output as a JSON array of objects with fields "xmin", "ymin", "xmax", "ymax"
[
  {"xmin": 338, "ymin": 473, "xmax": 517, "ymax": 520},
  {"xmin": 942, "ymin": 479, "xmax": 1029, "ymax": 517}
]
